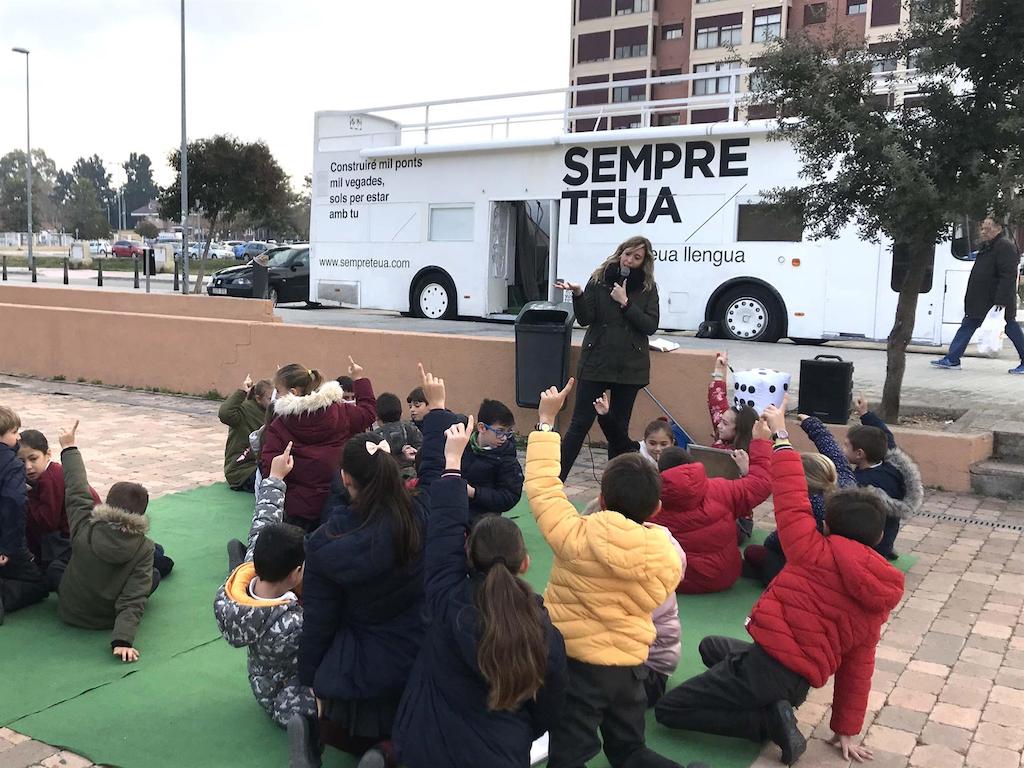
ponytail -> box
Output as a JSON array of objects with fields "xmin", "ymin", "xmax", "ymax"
[
  {"xmin": 470, "ymin": 515, "xmax": 547, "ymax": 711},
  {"xmin": 275, "ymin": 363, "xmax": 324, "ymax": 397},
  {"xmin": 340, "ymin": 433, "xmax": 420, "ymax": 565}
]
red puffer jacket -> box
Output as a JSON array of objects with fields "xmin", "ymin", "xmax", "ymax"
[
  {"xmin": 746, "ymin": 447, "xmax": 905, "ymax": 736},
  {"xmin": 260, "ymin": 378, "xmax": 376, "ymax": 522},
  {"xmin": 653, "ymin": 439, "xmax": 771, "ymax": 594}
]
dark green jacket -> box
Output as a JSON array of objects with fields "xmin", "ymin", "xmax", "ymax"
[
  {"xmin": 218, "ymin": 389, "xmax": 267, "ymax": 487},
  {"xmin": 59, "ymin": 447, "xmax": 155, "ymax": 647},
  {"xmin": 573, "ymin": 279, "xmax": 660, "ymax": 386}
]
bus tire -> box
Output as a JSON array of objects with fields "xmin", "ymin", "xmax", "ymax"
[
  {"xmin": 716, "ymin": 285, "xmax": 783, "ymax": 343},
  {"xmin": 411, "ymin": 272, "xmax": 457, "ymax": 320}
]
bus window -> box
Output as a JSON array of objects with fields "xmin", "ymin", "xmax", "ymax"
[
  {"xmin": 429, "ymin": 205, "xmax": 474, "ymax": 241},
  {"xmin": 890, "ymin": 242, "xmax": 934, "ymax": 293},
  {"xmin": 736, "ymin": 202, "xmax": 804, "ymax": 242},
  {"xmin": 950, "ymin": 218, "xmax": 981, "ymax": 261}
]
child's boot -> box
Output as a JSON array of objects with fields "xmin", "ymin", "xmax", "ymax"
[
  {"xmin": 287, "ymin": 713, "xmax": 322, "ymax": 768},
  {"xmin": 766, "ymin": 700, "xmax": 806, "ymax": 765}
]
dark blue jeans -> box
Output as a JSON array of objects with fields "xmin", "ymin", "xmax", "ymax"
[
  {"xmin": 875, "ymin": 516, "xmax": 901, "ymax": 558},
  {"xmin": 946, "ymin": 311, "xmax": 1024, "ymax": 365}
]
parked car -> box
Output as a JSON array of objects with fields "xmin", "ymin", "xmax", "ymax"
[
  {"xmin": 207, "ymin": 245, "xmax": 312, "ymax": 306},
  {"xmin": 235, "ymin": 241, "xmax": 271, "ymax": 260},
  {"xmin": 224, "ymin": 240, "xmax": 244, "ymax": 250},
  {"xmin": 188, "ymin": 241, "xmax": 235, "ymax": 259},
  {"xmin": 111, "ymin": 240, "xmax": 145, "ymax": 258},
  {"xmin": 88, "ymin": 240, "xmax": 111, "ymax": 256}
]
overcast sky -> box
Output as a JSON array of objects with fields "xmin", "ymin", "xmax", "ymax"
[{"xmin": 0, "ymin": 0, "xmax": 570, "ymax": 190}]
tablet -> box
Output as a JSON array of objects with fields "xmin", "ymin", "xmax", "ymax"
[{"xmin": 687, "ymin": 444, "xmax": 741, "ymax": 480}]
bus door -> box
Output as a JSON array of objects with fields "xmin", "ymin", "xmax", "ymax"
[{"xmin": 487, "ymin": 199, "xmax": 557, "ymax": 314}]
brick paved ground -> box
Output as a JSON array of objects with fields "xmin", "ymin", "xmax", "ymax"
[{"xmin": 2, "ymin": 374, "xmax": 1023, "ymax": 768}]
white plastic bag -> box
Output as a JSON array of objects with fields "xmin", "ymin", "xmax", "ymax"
[{"xmin": 976, "ymin": 306, "xmax": 1005, "ymax": 357}]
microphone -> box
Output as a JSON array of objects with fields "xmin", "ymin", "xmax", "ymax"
[{"xmin": 619, "ymin": 265, "xmax": 630, "ymax": 279}]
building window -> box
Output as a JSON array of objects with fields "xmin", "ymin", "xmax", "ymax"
[
  {"xmin": 611, "ymin": 115, "xmax": 642, "ymax": 129},
  {"xmin": 429, "ymin": 206, "xmax": 474, "ymax": 242},
  {"xmin": 662, "ymin": 23, "xmax": 683, "ymax": 40},
  {"xmin": 870, "ymin": 42, "xmax": 898, "ymax": 74},
  {"xmin": 614, "ymin": 26, "xmax": 649, "ymax": 59},
  {"xmin": 614, "ymin": 42, "xmax": 648, "ymax": 58},
  {"xmin": 575, "ymin": 75, "xmax": 609, "ymax": 107},
  {"xmin": 659, "ymin": 67, "xmax": 682, "ymax": 77},
  {"xmin": 737, "ymin": 201, "xmax": 804, "ymax": 242},
  {"xmin": 615, "ymin": 0, "xmax": 650, "ymax": 14},
  {"xmin": 752, "ymin": 9, "xmax": 782, "ymax": 43},
  {"xmin": 577, "ymin": 31, "xmax": 611, "ymax": 63},
  {"xmin": 693, "ymin": 61, "xmax": 741, "ymax": 96},
  {"xmin": 847, "ymin": 0, "xmax": 867, "ymax": 14},
  {"xmin": 804, "ymin": 2, "xmax": 827, "ymax": 24},
  {"xmin": 578, "ymin": 0, "xmax": 612, "ymax": 21},
  {"xmin": 696, "ymin": 22, "xmax": 742, "ymax": 49},
  {"xmin": 656, "ymin": 113, "xmax": 681, "ymax": 126},
  {"xmin": 612, "ymin": 85, "xmax": 645, "ymax": 102}
]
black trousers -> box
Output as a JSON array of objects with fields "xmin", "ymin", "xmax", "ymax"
[
  {"xmin": 548, "ymin": 659, "xmax": 684, "ymax": 768},
  {"xmin": 655, "ymin": 636, "xmax": 810, "ymax": 743},
  {"xmin": 560, "ymin": 379, "xmax": 642, "ymax": 481},
  {"xmin": 0, "ymin": 548, "xmax": 49, "ymax": 614}
]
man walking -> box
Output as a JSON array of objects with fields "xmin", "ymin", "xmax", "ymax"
[{"xmin": 932, "ymin": 216, "xmax": 1024, "ymax": 374}]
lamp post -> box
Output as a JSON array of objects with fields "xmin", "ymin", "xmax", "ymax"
[
  {"xmin": 11, "ymin": 47, "xmax": 33, "ymax": 280},
  {"xmin": 180, "ymin": 0, "xmax": 190, "ymax": 294}
]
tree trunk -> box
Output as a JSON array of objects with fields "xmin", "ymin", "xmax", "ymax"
[
  {"xmin": 880, "ymin": 239, "xmax": 935, "ymax": 422},
  {"xmin": 190, "ymin": 211, "xmax": 217, "ymax": 294}
]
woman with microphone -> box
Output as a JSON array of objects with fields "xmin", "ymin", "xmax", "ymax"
[{"xmin": 554, "ymin": 235, "xmax": 661, "ymax": 480}]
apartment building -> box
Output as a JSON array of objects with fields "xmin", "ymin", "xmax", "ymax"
[{"xmin": 568, "ymin": 0, "xmax": 967, "ymax": 129}]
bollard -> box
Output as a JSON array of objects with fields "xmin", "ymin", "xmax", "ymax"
[
  {"xmin": 173, "ymin": 256, "xmax": 180, "ymax": 292},
  {"xmin": 1, "ymin": 254, "xmax": 6, "ymax": 281},
  {"xmin": 63, "ymin": 257, "xmax": 69, "ymax": 285},
  {"xmin": 145, "ymin": 248, "xmax": 151, "ymax": 294},
  {"xmin": 97, "ymin": 258, "xmax": 103, "ymax": 287},
  {"xmin": 133, "ymin": 256, "xmax": 140, "ymax": 289},
  {"xmin": 31, "ymin": 260, "xmax": 37, "ymax": 283}
]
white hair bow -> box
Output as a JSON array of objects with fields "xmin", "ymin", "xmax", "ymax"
[{"xmin": 365, "ymin": 439, "xmax": 392, "ymax": 456}]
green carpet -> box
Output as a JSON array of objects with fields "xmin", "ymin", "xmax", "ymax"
[{"xmin": 1, "ymin": 485, "xmax": 916, "ymax": 768}]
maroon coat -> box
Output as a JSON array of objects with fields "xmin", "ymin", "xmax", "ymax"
[
  {"xmin": 26, "ymin": 461, "xmax": 101, "ymax": 562},
  {"xmin": 653, "ymin": 439, "xmax": 771, "ymax": 594},
  {"xmin": 260, "ymin": 379, "xmax": 376, "ymax": 522},
  {"xmin": 746, "ymin": 448, "xmax": 904, "ymax": 736}
]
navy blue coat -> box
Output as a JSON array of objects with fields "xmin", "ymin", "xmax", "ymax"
[
  {"xmin": 298, "ymin": 408, "xmax": 450, "ymax": 700},
  {"xmin": 392, "ymin": 473, "xmax": 567, "ymax": 768},
  {"xmin": 462, "ymin": 435, "xmax": 524, "ymax": 521},
  {"xmin": 0, "ymin": 441, "xmax": 27, "ymax": 557}
]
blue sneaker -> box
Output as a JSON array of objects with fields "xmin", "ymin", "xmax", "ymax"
[
  {"xmin": 1010, "ymin": 363, "xmax": 1024, "ymax": 375},
  {"xmin": 930, "ymin": 357, "xmax": 961, "ymax": 369}
]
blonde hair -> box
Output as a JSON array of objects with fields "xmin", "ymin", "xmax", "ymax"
[
  {"xmin": 0, "ymin": 405, "xmax": 21, "ymax": 435},
  {"xmin": 590, "ymin": 235, "xmax": 656, "ymax": 292},
  {"xmin": 802, "ymin": 453, "xmax": 838, "ymax": 495}
]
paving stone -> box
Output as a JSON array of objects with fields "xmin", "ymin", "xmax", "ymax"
[
  {"xmin": 40, "ymin": 753, "xmax": 94, "ymax": 768},
  {"xmin": 909, "ymin": 744, "xmax": 965, "ymax": 768},
  {"xmin": 875, "ymin": 705, "xmax": 929, "ymax": 733},
  {"xmin": 888, "ymin": 687, "xmax": 937, "ymax": 713},
  {"xmin": 989, "ymin": 685, "xmax": 1024, "ymax": 709},
  {"xmin": 920, "ymin": 722, "xmax": 974, "ymax": 754},
  {"xmin": 973, "ymin": 722, "xmax": 1024, "ymax": 751},
  {"xmin": 897, "ymin": 670, "xmax": 947, "ymax": 694},
  {"xmin": 907, "ymin": 660, "xmax": 951, "ymax": 678},
  {"xmin": 865, "ymin": 725, "xmax": 919, "ymax": 756},
  {"xmin": 939, "ymin": 684, "xmax": 991, "ymax": 709},
  {"xmin": 931, "ymin": 702, "xmax": 982, "ymax": 729},
  {"xmin": 0, "ymin": 741, "xmax": 59, "ymax": 768},
  {"xmin": 982, "ymin": 701, "xmax": 1024, "ymax": 727},
  {"xmin": 965, "ymin": 742, "xmax": 1020, "ymax": 768}
]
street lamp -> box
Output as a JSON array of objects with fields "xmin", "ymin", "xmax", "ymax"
[
  {"xmin": 179, "ymin": 0, "xmax": 190, "ymax": 294},
  {"xmin": 11, "ymin": 47, "xmax": 33, "ymax": 281}
]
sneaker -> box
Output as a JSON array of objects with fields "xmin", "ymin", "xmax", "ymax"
[
  {"xmin": 1009, "ymin": 363, "xmax": 1024, "ymax": 375},
  {"xmin": 287, "ymin": 714, "xmax": 322, "ymax": 768},
  {"xmin": 930, "ymin": 357, "xmax": 961, "ymax": 369},
  {"xmin": 884, "ymin": 550, "xmax": 900, "ymax": 562},
  {"xmin": 227, "ymin": 538, "xmax": 246, "ymax": 573},
  {"xmin": 356, "ymin": 748, "xmax": 387, "ymax": 768},
  {"xmin": 766, "ymin": 700, "xmax": 806, "ymax": 765}
]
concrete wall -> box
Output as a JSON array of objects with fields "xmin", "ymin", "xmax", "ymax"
[
  {"xmin": 0, "ymin": 285, "xmax": 279, "ymax": 323},
  {"xmin": 0, "ymin": 294, "xmax": 992, "ymax": 491}
]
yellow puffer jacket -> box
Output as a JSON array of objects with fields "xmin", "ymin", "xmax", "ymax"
[{"xmin": 525, "ymin": 432, "xmax": 682, "ymax": 666}]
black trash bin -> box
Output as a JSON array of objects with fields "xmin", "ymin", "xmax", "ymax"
[
  {"xmin": 251, "ymin": 261, "xmax": 269, "ymax": 299},
  {"xmin": 142, "ymin": 248, "xmax": 157, "ymax": 275},
  {"xmin": 514, "ymin": 301, "xmax": 575, "ymax": 408}
]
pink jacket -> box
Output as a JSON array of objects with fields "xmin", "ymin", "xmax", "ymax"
[{"xmin": 646, "ymin": 527, "xmax": 685, "ymax": 676}]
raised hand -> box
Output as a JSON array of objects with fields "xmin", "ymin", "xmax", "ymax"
[
  {"xmin": 752, "ymin": 417, "xmax": 772, "ymax": 442},
  {"xmin": 348, "ymin": 356, "xmax": 365, "ymax": 380},
  {"xmin": 242, "ymin": 374, "xmax": 253, "ymax": 393},
  {"xmin": 58, "ymin": 420, "xmax": 80, "ymax": 449},
  {"xmin": 554, "ymin": 279, "xmax": 582, "ymax": 297},
  {"xmin": 444, "ymin": 416, "xmax": 474, "ymax": 469},
  {"xmin": 854, "ymin": 394, "xmax": 869, "ymax": 417},
  {"xmin": 731, "ymin": 448, "xmax": 750, "ymax": 475},
  {"xmin": 762, "ymin": 404, "xmax": 786, "ymax": 435},
  {"xmin": 418, "ymin": 363, "xmax": 446, "ymax": 411},
  {"xmin": 270, "ymin": 441, "xmax": 294, "ymax": 481},
  {"xmin": 539, "ymin": 378, "xmax": 575, "ymax": 426},
  {"xmin": 714, "ymin": 352, "xmax": 728, "ymax": 375},
  {"xmin": 593, "ymin": 390, "xmax": 611, "ymax": 417}
]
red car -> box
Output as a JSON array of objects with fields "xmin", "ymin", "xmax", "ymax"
[{"xmin": 111, "ymin": 240, "xmax": 145, "ymax": 258}]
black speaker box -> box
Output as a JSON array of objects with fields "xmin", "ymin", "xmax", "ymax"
[{"xmin": 797, "ymin": 355, "xmax": 854, "ymax": 424}]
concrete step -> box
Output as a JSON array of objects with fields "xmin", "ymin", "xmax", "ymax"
[
  {"xmin": 993, "ymin": 430, "xmax": 1024, "ymax": 462},
  {"xmin": 970, "ymin": 459, "xmax": 1024, "ymax": 498}
]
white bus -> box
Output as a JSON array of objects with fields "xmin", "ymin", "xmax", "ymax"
[{"xmin": 309, "ymin": 74, "xmax": 979, "ymax": 345}]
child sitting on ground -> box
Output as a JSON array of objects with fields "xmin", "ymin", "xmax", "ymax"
[
  {"xmin": 653, "ymin": 420, "xmax": 772, "ymax": 594},
  {"xmin": 18, "ymin": 429, "xmax": 100, "ymax": 572},
  {"xmin": 844, "ymin": 397, "xmax": 923, "ymax": 561},
  {"xmin": 259, "ymin": 358, "xmax": 376, "ymax": 532},
  {"xmin": 462, "ymin": 398, "xmax": 524, "ymax": 523},
  {"xmin": 407, "ymin": 387, "xmax": 429, "ymax": 429},
  {"xmin": 219, "ymin": 374, "xmax": 274, "ymax": 493},
  {"xmin": 656, "ymin": 405, "xmax": 905, "ymax": 765},
  {"xmin": 525, "ymin": 379, "xmax": 689, "ymax": 768},
  {"xmin": 373, "ymin": 392, "xmax": 423, "ymax": 477},
  {"xmin": 393, "ymin": 417, "xmax": 568, "ymax": 768},
  {"xmin": 53, "ymin": 420, "xmax": 160, "ymax": 662},
  {"xmin": 215, "ymin": 442, "xmax": 316, "ymax": 729},
  {"xmin": 0, "ymin": 406, "xmax": 49, "ymax": 622},
  {"xmin": 743, "ymin": 413, "xmax": 856, "ymax": 586},
  {"xmin": 593, "ymin": 391, "xmax": 675, "ymax": 466}
]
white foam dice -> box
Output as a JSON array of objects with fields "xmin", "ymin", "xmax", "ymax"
[{"xmin": 732, "ymin": 369, "xmax": 791, "ymax": 413}]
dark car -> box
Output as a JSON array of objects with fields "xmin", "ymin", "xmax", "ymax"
[
  {"xmin": 111, "ymin": 240, "xmax": 145, "ymax": 258},
  {"xmin": 207, "ymin": 245, "xmax": 312, "ymax": 306}
]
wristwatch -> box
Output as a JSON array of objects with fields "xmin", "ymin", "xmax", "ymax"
[
  {"xmin": 535, "ymin": 422, "xmax": 554, "ymax": 432},
  {"xmin": 771, "ymin": 430, "xmax": 790, "ymax": 441}
]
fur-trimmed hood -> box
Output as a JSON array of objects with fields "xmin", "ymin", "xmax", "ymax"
[
  {"xmin": 863, "ymin": 447, "xmax": 924, "ymax": 520},
  {"xmin": 85, "ymin": 504, "xmax": 151, "ymax": 565},
  {"xmin": 271, "ymin": 380, "xmax": 345, "ymax": 418}
]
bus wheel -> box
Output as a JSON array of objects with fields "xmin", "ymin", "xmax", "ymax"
[
  {"xmin": 412, "ymin": 273, "xmax": 457, "ymax": 320},
  {"xmin": 717, "ymin": 286, "xmax": 783, "ymax": 343}
]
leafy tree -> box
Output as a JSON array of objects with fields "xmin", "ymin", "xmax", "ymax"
[
  {"xmin": 66, "ymin": 176, "xmax": 110, "ymax": 239},
  {"xmin": 71, "ymin": 154, "xmax": 116, "ymax": 228},
  {"xmin": 751, "ymin": 0, "xmax": 1024, "ymax": 420},
  {"xmin": 0, "ymin": 148, "xmax": 59, "ymax": 231},
  {"xmin": 122, "ymin": 153, "xmax": 158, "ymax": 220},
  {"xmin": 159, "ymin": 135, "xmax": 291, "ymax": 292},
  {"xmin": 135, "ymin": 219, "xmax": 159, "ymax": 239}
]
